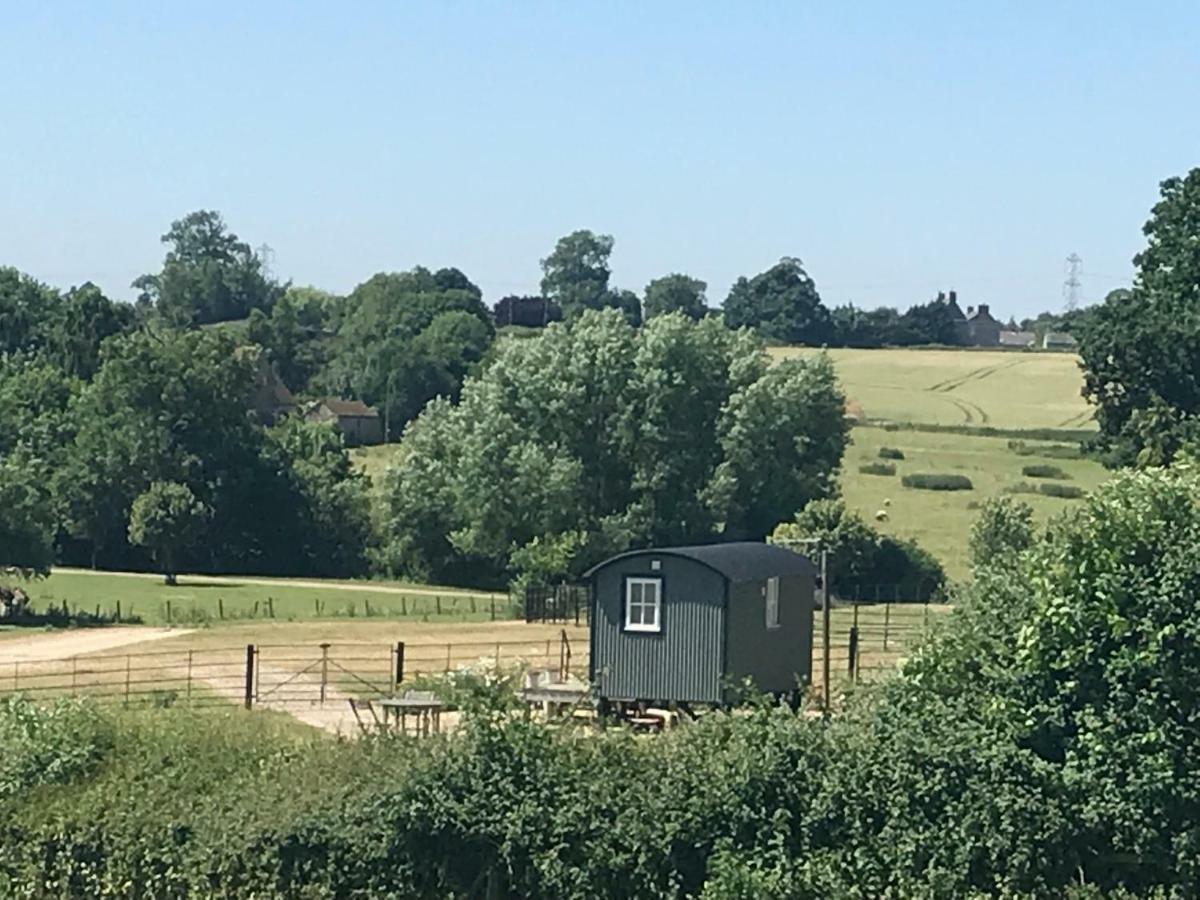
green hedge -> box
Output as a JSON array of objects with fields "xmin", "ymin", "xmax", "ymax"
[
  {"xmin": 1038, "ymin": 482, "xmax": 1085, "ymax": 499},
  {"xmin": 1022, "ymin": 464, "xmax": 1069, "ymax": 479},
  {"xmin": 901, "ymin": 473, "xmax": 973, "ymax": 491},
  {"xmin": 1007, "ymin": 440, "xmax": 1083, "ymax": 460},
  {"xmin": 858, "ymin": 462, "xmax": 896, "ymax": 476},
  {"xmin": 877, "ymin": 446, "xmax": 905, "ymax": 460}
]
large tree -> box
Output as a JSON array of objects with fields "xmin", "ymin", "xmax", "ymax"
[
  {"xmin": 539, "ymin": 230, "xmax": 615, "ymax": 319},
  {"xmin": 1079, "ymin": 168, "xmax": 1200, "ymax": 465},
  {"xmin": 0, "ymin": 454, "xmax": 55, "ymax": 576},
  {"xmin": 723, "ymin": 257, "xmax": 832, "ymax": 345},
  {"xmin": 134, "ymin": 210, "xmax": 281, "ymax": 326},
  {"xmin": 643, "ymin": 274, "xmax": 708, "ymax": 321},
  {"xmin": 47, "ymin": 282, "xmax": 137, "ymax": 380},
  {"xmin": 321, "ymin": 267, "xmax": 493, "ymax": 438},
  {"xmin": 127, "ymin": 481, "xmax": 209, "ymax": 585},
  {"xmin": 247, "ymin": 285, "xmax": 335, "ymax": 393},
  {"xmin": 380, "ymin": 310, "xmax": 849, "ymax": 584}
]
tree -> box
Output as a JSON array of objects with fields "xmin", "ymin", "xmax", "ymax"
[
  {"xmin": 1078, "ymin": 168, "xmax": 1200, "ymax": 464},
  {"xmin": 539, "ymin": 230, "xmax": 615, "ymax": 319},
  {"xmin": 381, "ymin": 310, "xmax": 849, "ymax": 584},
  {"xmin": 643, "ymin": 274, "xmax": 708, "ymax": 321},
  {"xmin": 899, "ymin": 293, "xmax": 966, "ymax": 346},
  {"xmin": 967, "ymin": 496, "xmax": 1034, "ymax": 572},
  {"xmin": 247, "ymin": 285, "xmax": 333, "ymax": 392},
  {"xmin": 0, "ymin": 454, "xmax": 55, "ymax": 576},
  {"xmin": 321, "ymin": 267, "xmax": 494, "ymax": 436},
  {"xmin": 127, "ymin": 481, "xmax": 209, "ymax": 584},
  {"xmin": 723, "ymin": 257, "xmax": 832, "ymax": 344},
  {"xmin": 47, "ymin": 282, "xmax": 136, "ymax": 380},
  {"xmin": 134, "ymin": 210, "xmax": 280, "ymax": 326},
  {"xmin": 0, "ymin": 268, "xmax": 61, "ymax": 356}
]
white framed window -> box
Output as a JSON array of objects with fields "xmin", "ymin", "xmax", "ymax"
[
  {"xmin": 765, "ymin": 576, "xmax": 780, "ymax": 629},
  {"xmin": 625, "ymin": 577, "xmax": 662, "ymax": 633}
]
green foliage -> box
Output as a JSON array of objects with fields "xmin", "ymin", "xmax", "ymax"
[
  {"xmin": 321, "ymin": 267, "xmax": 493, "ymax": 437},
  {"xmin": 1037, "ymin": 482, "xmax": 1085, "ymax": 499},
  {"xmin": 0, "ymin": 454, "xmax": 55, "ymax": 576},
  {"xmin": 510, "ymin": 530, "xmax": 588, "ymax": 588},
  {"xmin": 382, "ymin": 311, "xmax": 849, "ymax": 583},
  {"xmin": 539, "ymin": 229, "xmax": 615, "ymax": 319},
  {"xmin": 0, "ymin": 697, "xmax": 113, "ymax": 801},
  {"xmin": 0, "ymin": 267, "xmax": 61, "ymax": 356},
  {"xmin": 1007, "ymin": 439, "xmax": 1083, "ymax": 460},
  {"xmin": 901, "ymin": 473, "xmax": 973, "ymax": 491},
  {"xmin": 643, "ymin": 273, "xmax": 708, "ymax": 320},
  {"xmin": 127, "ymin": 481, "xmax": 209, "ymax": 584},
  {"xmin": 133, "ymin": 210, "xmax": 281, "ymax": 326},
  {"xmin": 877, "ymin": 446, "xmax": 905, "ymax": 459},
  {"xmin": 246, "ymin": 285, "xmax": 334, "ymax": 392},
  {"xmin": 857, "ymin": 461, "xmax": 895, "ymax": 476},
  {"xmin": 968, "ymin": 496, "xmax": 1034, "ymax": 571},
  {"xmin": 1022, "ymin": 463, "xmax": 1069, "ymax": 479},
  {"xmin": 771, "ymin": 499, "xmax": 945, "ymax": 599},
  {"xmin": 1079, "ymin": 168, "xmax": 1200, "ymax": 465},
  {"xmin": 723, "ymin": 257, "xmax": 831, "ymax": 345}
]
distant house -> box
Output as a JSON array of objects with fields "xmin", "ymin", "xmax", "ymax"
[
  {"xmin": 306, "ymin": 398, "xmax": 383, "ymax": 446},
  {"xmin": 942, "ymin": 290, "xmax": 972, "ymax": 345},
  {"xmin": 999, "ymin": 330, "xmax": 1037, "ymax": 348},
  {"xmin": 584, "ymin": 542, "xmax": 816, "ymax": 706},
  {"xmin": 965, "ymin": 304, "xmax": 1002, "ymax": 347},
  {"xmin": 1042, "ymin": 331, "xmax": 1078, "ymax": 350}
]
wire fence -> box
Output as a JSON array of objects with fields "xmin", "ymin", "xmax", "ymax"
[{"xmin": 0, "ymin": 600, "xmax": 943, "ymax": 709}]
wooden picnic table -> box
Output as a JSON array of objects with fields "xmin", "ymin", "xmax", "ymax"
[
  {"xmin": 377, "ymin": 692, "xmax": 446, "ymax": 735},
  {"xmin": 521, "ymin": 681, "xmax": 591, "ymax": 719}
]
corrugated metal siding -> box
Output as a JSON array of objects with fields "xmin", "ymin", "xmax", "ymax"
[
  {"xmin": 591, "ymin": 555, "xmax": 725, "ymax": 703},
  {"xmin": 724, "ymin": 575, "xmax": 814, "ymax": 694}
]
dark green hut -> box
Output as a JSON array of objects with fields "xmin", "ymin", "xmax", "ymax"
[{"xmin": 584, "ymin": 543, "xmax": 816, "ymax": 705}]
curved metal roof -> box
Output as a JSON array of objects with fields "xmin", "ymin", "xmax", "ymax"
[{"xmin": 583, "ymin": 542, "xmax": 816, "ymax": 583}]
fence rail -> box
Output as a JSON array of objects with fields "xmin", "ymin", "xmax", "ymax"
[{"xmin": 0, "ymin": 600, "xmax": 942, "ymax": 709}]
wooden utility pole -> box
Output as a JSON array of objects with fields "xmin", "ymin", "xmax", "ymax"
[{"xmin": 820, "ymin": 549, "xmax": 831, "ymax": 713}]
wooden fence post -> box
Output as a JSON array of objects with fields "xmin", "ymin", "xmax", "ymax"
[
  {"xmin": 320, "ymin": 643, "xmax": 330, "ymax": 707},
  {"xmin": 848, "ymin": 627, "xmax": 859, "ymax": 679},
  {"xmin": 393, "ymin": 642, "xmax": 405, "ymax": 693},
  {"xmin": 490, "ymin": 596, "xmax": 495, "ymax": 621},
  {"xmin": 218, "ymin": 597, "xmax": 224, "ymax": 620},
  {"xmin": 883, "ymin": 600, "xmax": 891, "ymax": 651},
  {"xmin": 166, "ymin": 599, "xmax": 172, "ymax": 624},
  {"xmin": 116, "ymin": 599, "xmax": 122, "ymax": 621},
  {"xmin": 244, "ymin": 645, "xmax": 256, "ymax": 709},
  {"xmin": 444, "ymin": 642, "xmax": 451, "ymax": 672}
]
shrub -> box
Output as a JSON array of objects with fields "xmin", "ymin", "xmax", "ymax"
[
  {"xmin": 1038, "ymin": 482, "xmax": 1085, "ymax": 499},
  {"xmin": 968, "ymin": 497, "xmax": 1034, "ymax": 571},
  {"xmin": 1022, "ymin": 464, "xmax": 1069, "ymax": 479},
  {"xmin": 901, "ymin": 473, "xmax": 973, "ymax": 491},
  {"xmin": 0, "ymin": 697, "xmax": 114, "ymax": 800},
  {"xmin": 858, "ymin": 462, "xmax": 896, "ymax": 476},
  {"xmin": 878, "ymin": 446, "xmax": 905, "ymax": 460},
  {"xmin": 1007, "ymin": 440, "xmax": 1083, "ymax": 460}
]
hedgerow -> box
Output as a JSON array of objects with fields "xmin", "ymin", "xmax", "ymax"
[
  {"xmin": 858, "ymin": 461, "xmax": 895, "ymax": 476},
  {"xmin": 901, "ymin": 472, "xmax": 973, "ymax": 491}
]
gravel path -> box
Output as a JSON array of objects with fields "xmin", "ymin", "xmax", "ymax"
[{"xmin": 0, "ymin": 627, "xmax": 193, "ymax": 662}]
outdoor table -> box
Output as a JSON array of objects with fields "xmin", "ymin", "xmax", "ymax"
[{"xmin": 378, "ymin": 694, "xmax": 445, "ymax": 735}]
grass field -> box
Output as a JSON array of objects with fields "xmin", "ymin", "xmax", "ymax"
[
  {"xmin": 769, "ymin": 346, "xmax": 1094, "ymax": 431},
  {"xmin": 14, "ymin": 570, "xmax": 510, "ymax": 627}
]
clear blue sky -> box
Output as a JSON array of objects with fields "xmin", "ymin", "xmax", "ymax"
[{"xmin": 3, "ymin": 2, "xmax": 1198, "ymax": 319}]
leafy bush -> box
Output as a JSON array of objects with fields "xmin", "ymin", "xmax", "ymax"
[
  {"xmin": 858, "ymin": 461, "xmax": 895, "ymax": 476},
  {"xmin": 1038, "ymin": 482, "xmax": 1085, "ymax": 499},
  {"xmin": 0, "ymin": 697, "xmax": 113, "ymax": 800},
  {"xmin": 877, "ymin": 446, "xmax": 905, "ymax": 460},
  {"xmin": 968, "ymin": 497, "xmax": 1034, "ymax": 571},
  {"xmin": 901, "ymin": 473, "xmax": 973, "ymax": 491},
  {"xmin": 771, "ymin": 500, "xmax": 945, "ymax": 600},
  {"xmin": 1022, "ymin": 463, "xmax": 1069, "ymax": 479}
]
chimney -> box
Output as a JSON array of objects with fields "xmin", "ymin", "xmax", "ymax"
[
  {"xmin": 967, "ymin": 306, "xmax": 975, "ymax": 316},
  {"xmin": 978, "ymin": 303, "xmax": 990, "ymax": 317},
  {"xmin": 948, "ymin": 290, "xmax": 957, "ymax": 305}
]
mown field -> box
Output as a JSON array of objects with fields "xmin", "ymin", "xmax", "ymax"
[{"xmin": 768, "ymin": 346, "xmax": 1094, "ymax": 430}]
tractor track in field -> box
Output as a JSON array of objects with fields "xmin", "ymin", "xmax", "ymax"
[{"xmin": 927, "ymin": 358, "xmax": 1027, "ymax": 394}]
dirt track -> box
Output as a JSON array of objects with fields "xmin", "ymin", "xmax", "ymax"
[{"xmin": 0, "ymin": 627, "xmax": 192, "ymax": 662}]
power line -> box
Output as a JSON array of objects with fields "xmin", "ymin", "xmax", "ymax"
[{"xmin": 1063, "ymin": 252, "xmax": 1082, "ymax": 311}]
